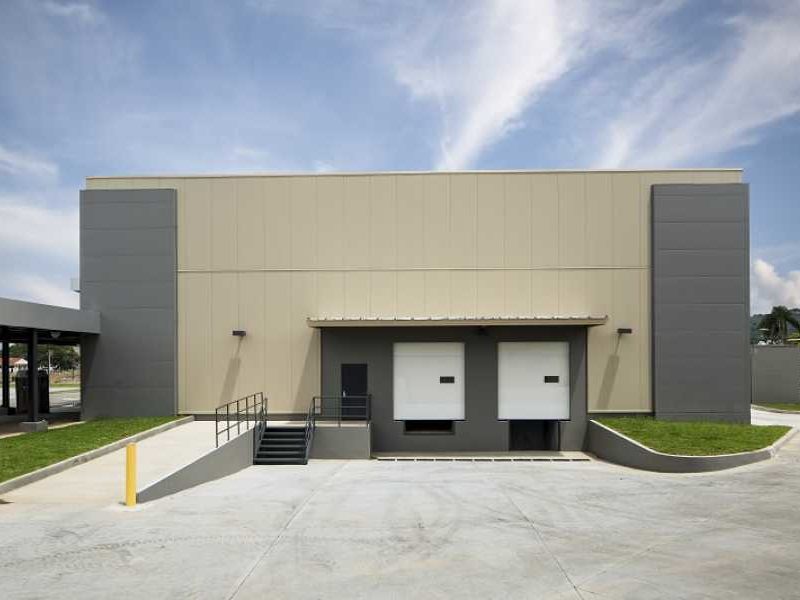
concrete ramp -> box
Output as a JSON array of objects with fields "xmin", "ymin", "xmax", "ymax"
[
  {"xmin": 2, "ymin": 420, "xmax": 217, "ymax": 505},
  {"xmin": 137, "ymin": 427, "xmax": 255, "ymax": 503}
]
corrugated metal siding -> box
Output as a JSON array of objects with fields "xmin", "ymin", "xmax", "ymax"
[{"xmin": 87, "ymin": 170, "xmax": 741, "ymax": 414}]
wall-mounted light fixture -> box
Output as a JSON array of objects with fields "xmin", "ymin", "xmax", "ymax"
[
  {"xmin": 232, "ymin": 330, "xmax": 247, "ymax": 337},
  {"xmin": 617, "ymin": 327, "xmax": 633, "ymax": 335}
]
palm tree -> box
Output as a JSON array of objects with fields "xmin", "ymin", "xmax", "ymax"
[{"xmin": 758, "ymin": 306, "xmax": 800, "ymax": 344}]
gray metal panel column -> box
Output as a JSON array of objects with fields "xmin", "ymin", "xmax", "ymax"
[
  {"xmin": 652, "ymin": 183, "xmax": 750, "ymax": 422},
  {"xmin": 80, "ymin": 189, "xmax": 177, "ymax": 418}
]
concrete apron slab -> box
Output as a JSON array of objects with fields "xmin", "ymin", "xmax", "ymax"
[{"xmin": 0, "ymin": 419, "xmax": 217, "ymax": 505}]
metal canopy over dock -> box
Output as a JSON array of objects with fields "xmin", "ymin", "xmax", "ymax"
[{"xmin": 307, "ymin": 315, "xmax": 608, "ymax": 328}]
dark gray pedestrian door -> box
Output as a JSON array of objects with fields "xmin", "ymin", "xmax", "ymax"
[{"xmin": 341, "ymin": 363, "xmax": 368, "ymax": 420}]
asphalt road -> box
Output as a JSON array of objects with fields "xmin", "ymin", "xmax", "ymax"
[{"xmin": 4, "ymin": 386, "xmax": 80, "ymax": 412}]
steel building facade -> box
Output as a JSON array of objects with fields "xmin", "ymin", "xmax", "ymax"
[{"xmin": 80, "ymin": 169, "xmax": 750, "ymax": 451}]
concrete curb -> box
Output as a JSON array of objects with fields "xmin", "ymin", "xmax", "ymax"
[
  {"xmin": 752, "ymin": 405, "xmax": 800, "ymax": 414},
  {"xmin": 0, "ymin": 416, "xmax": 193, "ymax": 496},
  {"xmin": 586, "ymin": 420, "xmax": 797, "ymax": 474}
]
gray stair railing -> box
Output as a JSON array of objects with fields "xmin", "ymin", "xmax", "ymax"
[
  {"xmin": 304, "ymin": 396, "xmax": 317, "ymax": 464},
  {"xmin": 214, "ymin": 392, "xmax": 267, "ymax": 450}
]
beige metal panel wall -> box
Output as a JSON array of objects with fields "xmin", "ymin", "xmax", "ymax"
[
  {"xmin": 586, "ymin": 172, "xmax": 614, "ymax": 267},
  {"xmin": 504, "ymin": 175, "xmax": 532, "ymax": 268},
  {"xmin": 396, "ymin": 271, "xmax": 426, "ymax": 317},
  {"xmin": 344, "ymin": 177, "xmax": 370, "ymax": 268},
  {"xmin": 449, "ymin": 174, "xmax": 477, "ymax": 268},
  {"xmin": 451, "ymin": 270, "xmax": 477, "ymax": 317},
  {"xmin": 290, "ymin": 273, "xmax": 319, "ymax": 411},
  {"xmin": 264, "ymin": 177, "xmax": 291, "ymax": 269},
  {"xmin": 477, "ymin": 175, "xmax": 504, "ymax": 267},
  {"xmin": 289, "ymin": 177, "xmax": 317, "ymax": 269},
  {"xmin": 264, "ymin": 272, "xmax": 292, "ymax": 411},
  {"xmin": 370, "ymin": 176, "xmax": 397, "ymax": 269},
  {"xmin": 370, "ymin": 271, "xmax": 396, "ymax": 317},
  {"xmin": 237, "ymin": 178, "xmax": 266, "ymax": 271},
  {"xmin": 531, "ymin": 174, "xmax": 559, "ymax": 267},
  {"xmin": 182, "ymin": 178, "xmax": 212, "ymax": 270},
  {"xmin": 504, "ymin": 270, "xmax": 531, "ymax": 315},
  {"xmin": 179, "ymin": 273, "xmax": 211, "ymax": 413},
  {"xmin": 611, "ymin": 173, "xmax": 641, "ymax": 268},
  {"xmin": 86, "ymin": 169, "xmax": 739, "ymax": 415},
  {"xmin": 557, "ymin": 173, "xmax": 587, "ymax": 267},
  {"xmin": 237, "ymin": 273, "xmax": 266, "ymax": 401},
  {"xmin": 316, "ymin": 176, "xmax": 345, "ymax": 269},
  {"xmin": 396, "ymin": 175, "xmax": 425, "ymax": 268},
  {"xmin": 424, "ymin": 175, "xmax": 450, "ymax": 268}
]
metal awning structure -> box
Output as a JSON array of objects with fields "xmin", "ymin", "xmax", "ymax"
[
  {"xmin": 1, "ymin": 297, "xmax": 100, "ymax": 422},
  {"xmin": 307, "ymin": 315, "xmax": 608, "ymax": 328},
  {"xmin": 0, "ymin": 296, "xmax": 100, "ymax": 344}
]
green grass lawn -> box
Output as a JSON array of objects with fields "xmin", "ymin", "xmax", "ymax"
[
  {"xmin": 0, "ymin": 417, "xmax": 179, "ymax": 484},
  {"xmin": 754, "ymin": 403, "xmax": 800, "ymax": 412},
  {"xmin": 598, "ymin": 417, "xmax": 790, "ymax": 456}
]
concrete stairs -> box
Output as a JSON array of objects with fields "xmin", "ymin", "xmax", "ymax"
[{"xmin": 254, "ymin": 426, "xmax": 307, "ymax": 465}]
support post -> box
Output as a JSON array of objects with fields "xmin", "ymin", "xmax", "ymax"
[
  {"xmin": 27, "ymin": 329, "xmax": 38, "ymax": 423},
  {"xmin": 1, "ymin": 327, "xmax": 9, "ymax": 410}
]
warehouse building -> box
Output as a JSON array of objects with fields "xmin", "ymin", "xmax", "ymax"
[{"xmin": 79, "ymin": 169, "xmax": 751, "ymax": 453}]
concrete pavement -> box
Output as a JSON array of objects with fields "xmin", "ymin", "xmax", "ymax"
[
  {"xmin": 1, "ymin": 422, "xmax": 799, "ymax": 599},
  {"xmin": 752, "ymin": 406, "xmax": 800, "ymax": 427},
  {"xmin": 1, "ymin": 420, "xmax": 218, "ymax": 505}
]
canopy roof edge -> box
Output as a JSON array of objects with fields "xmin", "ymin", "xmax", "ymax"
[{"xmin": 307, "ymin": 315, "xmax": 608, "ymax": 328}]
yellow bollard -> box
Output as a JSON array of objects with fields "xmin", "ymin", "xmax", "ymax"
[{"xmin": 125, "ymin": 443, "xmax": 137, "ymax": 507}]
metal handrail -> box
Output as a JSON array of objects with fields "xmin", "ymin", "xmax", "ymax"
[
  {"xmin": 312, "ymin": 394, "xmax": 371, "ymax": 426},
  {"xmin": 214, "ymin": 392, "xmax": 267, "ymax": 449},
  {"xmin": 303, "ymin": 396, "xmax": 316, "ymax": 464}
]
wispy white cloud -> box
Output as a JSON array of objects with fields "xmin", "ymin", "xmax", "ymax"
[
  {"xmin": 300, "ymin": 0, "xmax": 684, "ymax": 170},
  {"xmin": 10, "ymin": 273, "xmax": 78, "ymax": 308},
  {"xmin": 40, "ymin": 1, "xmax": 101, "ymax": 25},
  {"xmin": 0, "ymin": 190, "xmax": 80, "ymax": 304},
  {"xmin": 0, "ymin": 145, "xmax": 59, "ymax": 179},
  {"xmin": 594, "ymin": 2, "xmax": 800, "ymax": 167},
  {"xmin": 394, "ymin": 1, "xmax": 594, "ymax": 170},
  {"xmin": 0, "ymin": 197, "xmax": 79, "ymax": 258},
  {"xmin": 752, "ymin": 258, "xmax": 800, "ymax": 313}
]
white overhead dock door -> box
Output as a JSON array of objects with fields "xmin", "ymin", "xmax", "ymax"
[
  {"xmin": 393, "ymin": 342, "xmax": 465, "ymax": 420},
  {"xmin": 498, "ymin": 342, "xmax": 570, "ymax": 420}
]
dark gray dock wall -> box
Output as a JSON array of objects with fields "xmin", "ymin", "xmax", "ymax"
[
  {"xmin": 321, "ymin": 326, "xmax": 587, "ymax": 452},
  {"xmin": 651, "ymin": 183, "xmax": 750, "ymax": 422},
  {"xmin": 80, "ymin": 189, "xmax": 178, "ymax": 418}
]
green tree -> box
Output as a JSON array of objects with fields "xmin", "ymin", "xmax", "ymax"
[
  {"xmin": 758, "ymin": 306, "xmax": 800, "ymax": 344},
  {"xmin": 7, "ymin": 344, "xmax": 79, "ymax": 370}
]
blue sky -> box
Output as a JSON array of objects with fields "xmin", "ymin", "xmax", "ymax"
[{"xmin": 0, "ymin": 0, "xmax": 799, "ymax": 312}]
